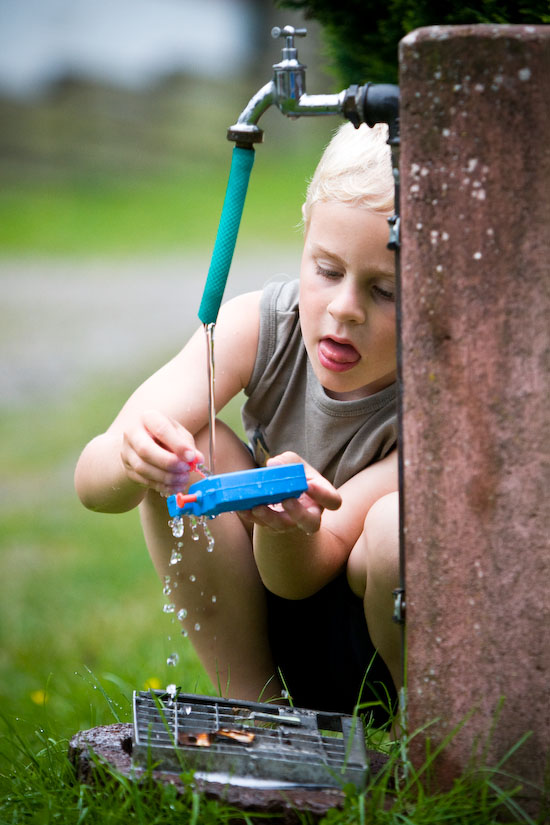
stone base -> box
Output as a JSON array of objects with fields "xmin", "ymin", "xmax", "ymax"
[{"xmin": 68, "ymin": 723, "xmax": 390, "ymax": 822}]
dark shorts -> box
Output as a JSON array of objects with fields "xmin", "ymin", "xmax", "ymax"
[{"xmin": 266, "ymin": 573, "xmax": 397, "ymax": 726}]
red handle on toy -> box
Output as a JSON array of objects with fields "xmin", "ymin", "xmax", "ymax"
[{"xmin": 175, "ymin": 492, "xmax": 199, "ymax": 508}]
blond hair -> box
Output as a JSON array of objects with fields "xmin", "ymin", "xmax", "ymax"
[{"xmin": 302, "ymin": 122, "xmax": 394, "ymax": 228}]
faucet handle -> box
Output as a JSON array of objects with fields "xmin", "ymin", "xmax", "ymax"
[{"xmin": 271, "ymin": 25, "xmax": 307, "ymax": 49}]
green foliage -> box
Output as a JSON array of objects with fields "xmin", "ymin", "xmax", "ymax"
[
  {"xmin": 276, "ymin": 0, "xmax": 550, "ymax": 84},
  {"xmin": 0, "ymin": 146, "xmax": 321, "ymax": 255}
]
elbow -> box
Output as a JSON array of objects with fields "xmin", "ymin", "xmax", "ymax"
[
  {"xmin": 73, "ymin": 459, "xmax": 101, "ymax": 512},
  {"xmin": 74, "ymin": 459, "xmax": 145, "ymax": 514},
  {"xmin": 73, "ymin": 447, "xmax": 117, "ymax": 513}
]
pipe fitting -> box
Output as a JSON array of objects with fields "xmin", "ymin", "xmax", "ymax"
[{"xmin": 357, "ymin": 83, "xmax": 400, "ymax": 145}]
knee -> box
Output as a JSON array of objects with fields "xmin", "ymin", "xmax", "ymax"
[
  {"xmin": 194, "ymin": 419, "xmax": 255, "ymax": 474},
  {"xmin": 364, "ymin": 492, "xmax": 398, "ymax": 550},
  {"xmin": 347, "ymin": 492, "xmax": 399, "ymax": 597},
  {"xmin": 363, "ymin": 491, "xmax": 399, "ymax": 586}
]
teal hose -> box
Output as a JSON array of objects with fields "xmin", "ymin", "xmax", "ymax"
[{"xmin": 198, "ymin": 146, "xmax": 255, "ymax": 325}]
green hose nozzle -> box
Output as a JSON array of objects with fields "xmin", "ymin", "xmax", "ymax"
[{"xmin": 198, "ymin": 146, "xmax": 255, "ymax": 325}]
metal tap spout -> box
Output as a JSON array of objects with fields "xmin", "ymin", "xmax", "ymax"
[
  {"xmin": 227, "ymin": 80, "xmax": 275, "ymax": 146},
  {"xmin": 228, "ymin": 26, "xmax": 347, "ymax": 146},
  {"xmin": 228, "ymin": 25, "xmax": 399, "ymax": 149}
]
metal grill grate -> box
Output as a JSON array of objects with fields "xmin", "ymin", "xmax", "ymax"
[{"xmin": 132, "ymin": 690, "xmax": 368, "ymax": 788}]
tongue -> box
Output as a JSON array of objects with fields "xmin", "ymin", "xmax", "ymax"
[{"xmin": 320, "ymin": 338, "xmax": 360, "ymax": 364}]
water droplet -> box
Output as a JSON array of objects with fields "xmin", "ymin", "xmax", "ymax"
[
  {"xmin": 211, "ymin": 595, "xmax": 217, "ymax": 603},
  {"xmin": 190, "ymin": 517, "xmax": 200, "ymax": 541},
  {"xmin": 167, "ymin": 653, "xmax": 179, "ymax": 667},
  {"xmin": 170, "ymin": 547, "xmax": 183, "ymax": 565},
  {"xmin": 189, "ymin": 574, "xmax": 196, "ymax": 582},
  {"xmin": 184, "ymin": 704, "xmax": 192, "ymax": 715},
  {"xmin": 200, "ymin": 516, "xmax": 215, "ymax": 552},
  {"xmin": 177, "ymin": 608, "xmax": 187, "ymax": 621},
  {"xmin": 163, "ymin": 603, "xmax": 176, "ymax": 614},
  {"xmin": 181, "ymin": 628, "xmax": 188, "ymax": 637},
  {"xmin": 169, "ymin": 517, "xmax": 184, "ymax": 538},
  {"xmin": 194, "ymin": 622, "xmax": 201, "ymax": 632}
]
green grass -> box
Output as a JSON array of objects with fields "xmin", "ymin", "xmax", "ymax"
[
  {"xmin": 0, "ymin": 380, "xmax": 544, "ymax": 823},
  {"xmin": 0, "ymin": 380, "xmax": 213, "ymax": 740}
]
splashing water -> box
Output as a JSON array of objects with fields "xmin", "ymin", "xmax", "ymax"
[
  {"xmin": 177, "ymin": 607, "xmax": 187, "ymax": 621},
  {"xmin": 199, "ymin": 516, "xmax": 215, "ymax": 552},
  {"xmin": 194, "ymin": 623, "xmax": 201, "ymax": 632},
  {"xmin": 163, "ymin": 603, "xmax": 176, "ymax": 614},
  {"xmin": 169, "ymin": 517, "xmax": 184, "ymax": 538},
  {"xmin": 170, "ymin": 547, "xmax": 183, "ymax": 565},
  {"xmin": 166, "ymin": 653, "xmax": 179, "ymax": 667},
  {"xmin": 189, "ymin": 517, "xmax": 200, "ymax": 541},
  {"xmin": 163, "ymin": 576, "xmax": 172, "ymax": 596},
  {"xmin": 165, "ymin": 683, "xmax": 179, "ymax": 707}
]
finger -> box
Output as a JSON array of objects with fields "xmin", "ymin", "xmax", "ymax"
[
  {"xmin": 305, "ymin": 477, "xmax": 342, "ymax": 511},
  {"xmin": 249, "ymin": 504, "xmax": 297, "ymax": 533},
  {"xmin": 141, "ymin": 410, "xmax": 204, "ymax": 466},
  {"xmin": 125, "ymin": 431, "xmax": 190, "ymax": 477},
  {"xmin": 124, "ymin": 458, "xmax": 190, "ymax": 493},
  {"xmin": 122, "ymin": 440, "xmax": 191, "ymax": 490},
  {"xmin": 267, "ymin": 453, "xmax": 342, "ymax": 512},
  {"xmin": 281, "ymin": 496, "xmax": 321, "ymax": 534}
]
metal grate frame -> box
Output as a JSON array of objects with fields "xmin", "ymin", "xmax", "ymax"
[{"xmin": 132, "ymin": 690, "xmax": 369, "ymax": 788}]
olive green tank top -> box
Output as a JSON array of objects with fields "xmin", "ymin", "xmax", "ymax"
[{"xmin": 242, "ymin": 280, "xmax": 397, "ymax": 487}]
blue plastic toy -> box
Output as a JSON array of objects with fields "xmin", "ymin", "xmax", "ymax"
[{"xmin": 166, "ymin": 464, "xmax": 308, "ymax": 519}]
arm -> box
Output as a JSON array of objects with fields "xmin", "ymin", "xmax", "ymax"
[
  {"xmin": 74, "ymin": 291, "xmax": 261, "ymax": 513},
  {"xmin": 249, "ymin": 449, "xmax": 398, "ymax": 599}
]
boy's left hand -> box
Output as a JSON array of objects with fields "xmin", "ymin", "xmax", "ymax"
[{"xmin": 238, "ymin": 452, "xmax": 341, "ymax": 535}]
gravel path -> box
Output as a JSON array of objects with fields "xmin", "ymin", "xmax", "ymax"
[{"xmin": 1, "ymin": 249, "xmax": 300, "ymax": 408}]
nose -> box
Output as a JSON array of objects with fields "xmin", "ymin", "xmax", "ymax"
[{"xmin": 327, "ymin": 278, "xmax": 366, "ymax": 325}]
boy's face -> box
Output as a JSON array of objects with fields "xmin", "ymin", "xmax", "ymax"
[{"xmin": 299, "ymin": 201, "xmax": 396, "ymax": 400}]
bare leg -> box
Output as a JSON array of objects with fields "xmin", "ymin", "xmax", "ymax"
[
  {"xmin": 139, "ymin": 420, "xmax": 283, "ymax": 702},
  {"xmin": 347, "ymin": 491, "xmax": 402, "ymax": 692}
]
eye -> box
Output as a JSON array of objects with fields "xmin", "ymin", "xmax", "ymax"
[
  {"xmin": 315, "ymin": 263, "xmax": 342, "ymax": 280},
  {"xmin": 372, "ymin": 283, "xmax": 395, "ymax": 302}
]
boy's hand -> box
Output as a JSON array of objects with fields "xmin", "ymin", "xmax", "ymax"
[
  {"xmin": 239, "ymin": 452, "xmax": 341, "ymax": 535},
  {"xmin": 120, "ymin": 409, "xmax": 204, "ymax": 496}
]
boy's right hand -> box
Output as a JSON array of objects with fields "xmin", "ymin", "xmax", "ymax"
[{"xmin": 119, "ymin": 409, "xmax": 204, "ymax": 496}]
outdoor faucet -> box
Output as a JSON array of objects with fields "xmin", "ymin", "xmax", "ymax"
[{"xmin": 227, "ymin": 25, "xmax": 400, "ymax": 152}]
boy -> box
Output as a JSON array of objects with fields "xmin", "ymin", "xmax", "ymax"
[{"xmin": 75, "ymin": 122, "xmax": 400, "ymax": 720}]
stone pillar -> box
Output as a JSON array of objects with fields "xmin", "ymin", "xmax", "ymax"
[{"xmin": 399, "ymin": 25, "xmax": 550, "ymax": 804}]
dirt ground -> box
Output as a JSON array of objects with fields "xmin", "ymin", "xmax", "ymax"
[{"xmin": 0, "ymin": 248, "xmax": 300, "ymax": 409}]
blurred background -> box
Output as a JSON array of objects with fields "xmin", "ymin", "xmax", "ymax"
[
  {"xmin": 0, "ymin": 0, "xmax": 342, "ymax": 738},
  {"xmin": 2, "ymin": 0, "xmax": 544, "ymax": 796}
]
